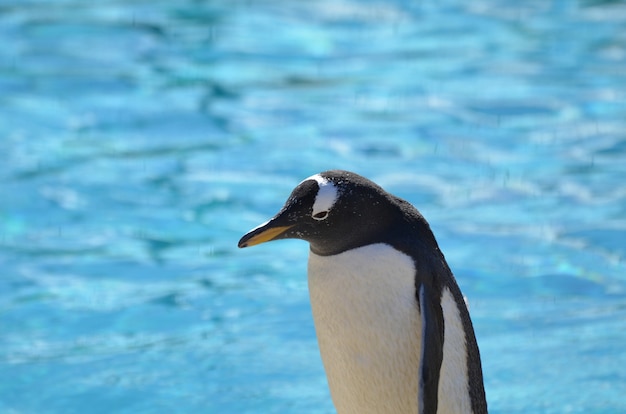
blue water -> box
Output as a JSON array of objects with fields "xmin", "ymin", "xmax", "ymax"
[{"xmin": 1, "ymin": 0, "xmax": 625, "ymax": 412}]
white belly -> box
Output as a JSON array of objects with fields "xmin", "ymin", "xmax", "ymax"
[{"xmin": 308, "ymin": 244, "xmax": 421, "ymax": 414}]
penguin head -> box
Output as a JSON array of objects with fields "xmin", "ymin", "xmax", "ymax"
[{"xmin": 238, "ymin": 170, "xmax": 400, "ymax": 256}]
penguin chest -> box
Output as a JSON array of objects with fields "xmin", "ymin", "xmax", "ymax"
[{"xmin": 308, "ymin": 243, "xmax": 421, "ymax": 414}]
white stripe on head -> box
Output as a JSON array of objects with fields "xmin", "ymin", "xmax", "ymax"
[{"xmin": 304, "ymin": 174, "xmax": 339, "ymax": 219}]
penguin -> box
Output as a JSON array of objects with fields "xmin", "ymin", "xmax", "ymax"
[{"xmin": 238, "ymin": 170, "xmax": 487, "ymax": 414}]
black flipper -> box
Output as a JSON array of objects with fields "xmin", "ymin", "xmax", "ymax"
[{"xmin": 418, "ymin": 283, "xmax": 445, "ymax": 414}]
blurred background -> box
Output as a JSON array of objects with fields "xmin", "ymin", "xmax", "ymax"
[{"xmin": 1, "ymin": 0, "xmax": 625, "ymax": 413}]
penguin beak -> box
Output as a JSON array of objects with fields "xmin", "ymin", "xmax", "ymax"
[{"xmin": 238, "ymin": 219, "xmax": 294, "ymax": 248}]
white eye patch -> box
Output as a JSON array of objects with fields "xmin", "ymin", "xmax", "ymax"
[{"xmin": 305, "ymin": 174, "xmax": 338, "ymax": 220}]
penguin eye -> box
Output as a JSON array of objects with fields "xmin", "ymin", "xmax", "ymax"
[{"xmin": 312, "ymin": 211, "xmax": 329, "ymax": 221}]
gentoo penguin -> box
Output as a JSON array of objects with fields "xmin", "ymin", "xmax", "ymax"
[{"xmin": 238, "ymin": 170, "xmax": 487, "ymax": 414}]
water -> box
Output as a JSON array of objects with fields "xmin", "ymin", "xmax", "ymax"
[{"xmin": 1, "ymin": 0, "xmax": 625, "ymax": 412}]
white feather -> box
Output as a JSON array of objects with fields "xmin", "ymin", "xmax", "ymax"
[
  {"xmin": 308, "ymin": 243, "xmax": 473, "ymax": 414},
  {"xmin": 303, "ymin": 174, "xmax": 339, "ymax": 217},
  {"xmin": 438, "ymin": 287, "xmax": 472, "ymax": 414},
  {"xmin": 308, "ymin": 243, "xmax": 421, "ymax": 414}
]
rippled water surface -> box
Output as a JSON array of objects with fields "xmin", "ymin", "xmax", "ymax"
[{"xmin": 1, "ymin": 1, "xmax": 626, "ymax": 413}]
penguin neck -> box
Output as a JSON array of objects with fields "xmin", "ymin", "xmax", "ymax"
[{"xmin": 307, "ymin": 243, "xmax": 421, "ymax": 414}]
